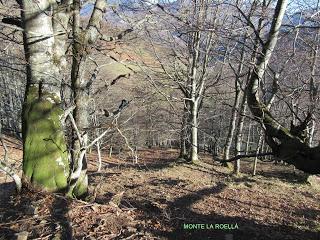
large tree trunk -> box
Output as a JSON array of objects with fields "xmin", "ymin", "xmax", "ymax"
[
  {"xmin": 188, "ymin": 27, "xmax": 202, "ymax": 163},
  {"xmin": 21, "ymin": 0, "xmax": 70, "ymax": 192},
  {"xmin": 246, "ymin": 0, "xmax": 320, "ymax": 174}
]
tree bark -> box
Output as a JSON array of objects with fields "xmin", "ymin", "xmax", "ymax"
[
  {"xmin": 68, "ymin": 0, "xmax": 88, "ymax": 197},
  {"xmin": 253, "ymin": 129, "xmax": 263, "ymax": 176},
  {"xmin": 245, "ymin": 121, "xmax": 252, "ymax": 155},
  {"xmin": 223, "ymin": 75, "xmax": 241, "ymax": 161},
  {"xmin": 179, "ymin": 100, "xmax": 190, "ymax": 158},
  {"xmin": 21, "ymin": 0, "xmax": 69, "ymax": 192},
  {"xmin": 234, "ymin": 94, "xmax": 247, "ymax": 174},
  {"xmin": 190, "ymin": 100, "xmax": 199, "ymax": 162}
]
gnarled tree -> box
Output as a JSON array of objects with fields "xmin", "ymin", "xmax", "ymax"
[{"xmin": 246, "ymin": 0, "xmax": 320, "ymax": 174}]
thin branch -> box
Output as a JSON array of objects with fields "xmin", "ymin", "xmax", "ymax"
[{"xmin": 217, "ymin": 152, "xmax": 274, "ymax": 163}]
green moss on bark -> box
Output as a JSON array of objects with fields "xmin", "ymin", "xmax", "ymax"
[
  {"xmin": 23, "ymin": 85, "xmax": 69, "ymax": 192},
  {"xmin": 73, "ymin": 172, "xmax": 88, "ymax": 197},
  {"xmin": 66, "ymin": 171, "xmax": 88, "ymax": 198}
]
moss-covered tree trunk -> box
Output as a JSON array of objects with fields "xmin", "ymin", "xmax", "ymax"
[
  {"xmin": 23, "ymin": 86, "xmax": 69, "ymax": 191},
  {"xmin": 21, "ymin": 0, "xmax": 107, "ymax": 195},
  {"xmin": 21, "ymin": 0, "xmax": 70, "ymax": 192}
]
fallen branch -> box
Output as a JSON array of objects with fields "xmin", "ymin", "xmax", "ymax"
[{"xmin": 217, "ymin": 152, "xmax": 274, "ymax": 163}]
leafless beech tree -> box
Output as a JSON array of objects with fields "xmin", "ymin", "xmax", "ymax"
[{"xmin": 246, "ymin": 0, "xmax": 320, "ymax": 174}]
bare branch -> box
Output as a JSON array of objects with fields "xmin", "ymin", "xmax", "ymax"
[{"xmin": 217, "ymin": 152, "xmax": 274, "ymax": 163}]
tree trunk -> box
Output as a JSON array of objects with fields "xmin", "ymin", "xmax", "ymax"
[
  {"xmin": 245, "ymin": 121, "xmax": 252, "ymax": 155},
  {"xmin": 179, "ymin": 101, "xmax": 189, "ymax": 159},
  {"xmin": 188, "ymin": 28, "xmax": 201, "ymax": 163},
  {"xmin": 223, "ymin": 81, "xmax": 241, "ymax": 161},
  {"xmin": 190, "ymin": 100, "xmax": 199, "ymax": 162},
  {"xmin": 21, "ymin": 0, "xmax": 69, "ymax": 192},
  {"xmin": 109, "ymin": 146, "xmax": 113, "ymax": 158},
  {"xmin": 223, "ymin": 37, "xmax": 246, "ymax": 168},
  {"xmin": 234, "ymin": 94, "xmax": 247, "ymax": 174},
  {"xmin": 307, "ymin": 120, "xmax": 315, "ymax": 147},
  {"xmin": 93, "ymin": 111, "xmax": 102, "ymax": 172},
  {"xmin": 69, "ymin": 0, "xmax": 88, "ymax": 197},
  {"xmin": 69, "ymin": 0, "xmax": 106, "ymax": 197},
  {"xmin": 253, "ymin": 129, "xmax": 263, "ymax": 176}
]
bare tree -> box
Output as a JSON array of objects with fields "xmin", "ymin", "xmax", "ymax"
[
  {"xmin": 246, "ymin": 0, "xmax": 320, "ymax": 174},
  {"xmin": 68, "ymin": 0, "xmax": 107, "ymax": 197},
  {"xmin": 140, "ymin": 0, "xmax": 227, "ymax": 162}
]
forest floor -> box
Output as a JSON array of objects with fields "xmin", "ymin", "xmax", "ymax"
[{"xmin": 0, "ymin": 136, "xmax": 320, "ymax": 240}]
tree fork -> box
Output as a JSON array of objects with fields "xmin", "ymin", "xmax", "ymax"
[{"xmin": 246, "ymin": 0, "xmax": 320, "ymax": 174}]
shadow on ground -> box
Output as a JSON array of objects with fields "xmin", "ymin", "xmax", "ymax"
[
  {"xmin": 0, "ymin": 182, "xmax": 72, "ymax": 239},
  {"xmin": 122, "ymin": 182, "xmax": 320, "ymax": 240},
  {"xmin": 50, "ymin": 196, "xmax": 72, "ymax": 239},
  {"xmin": 257, "ymin": 168, "xmax": 309, "ymax": 184}
]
